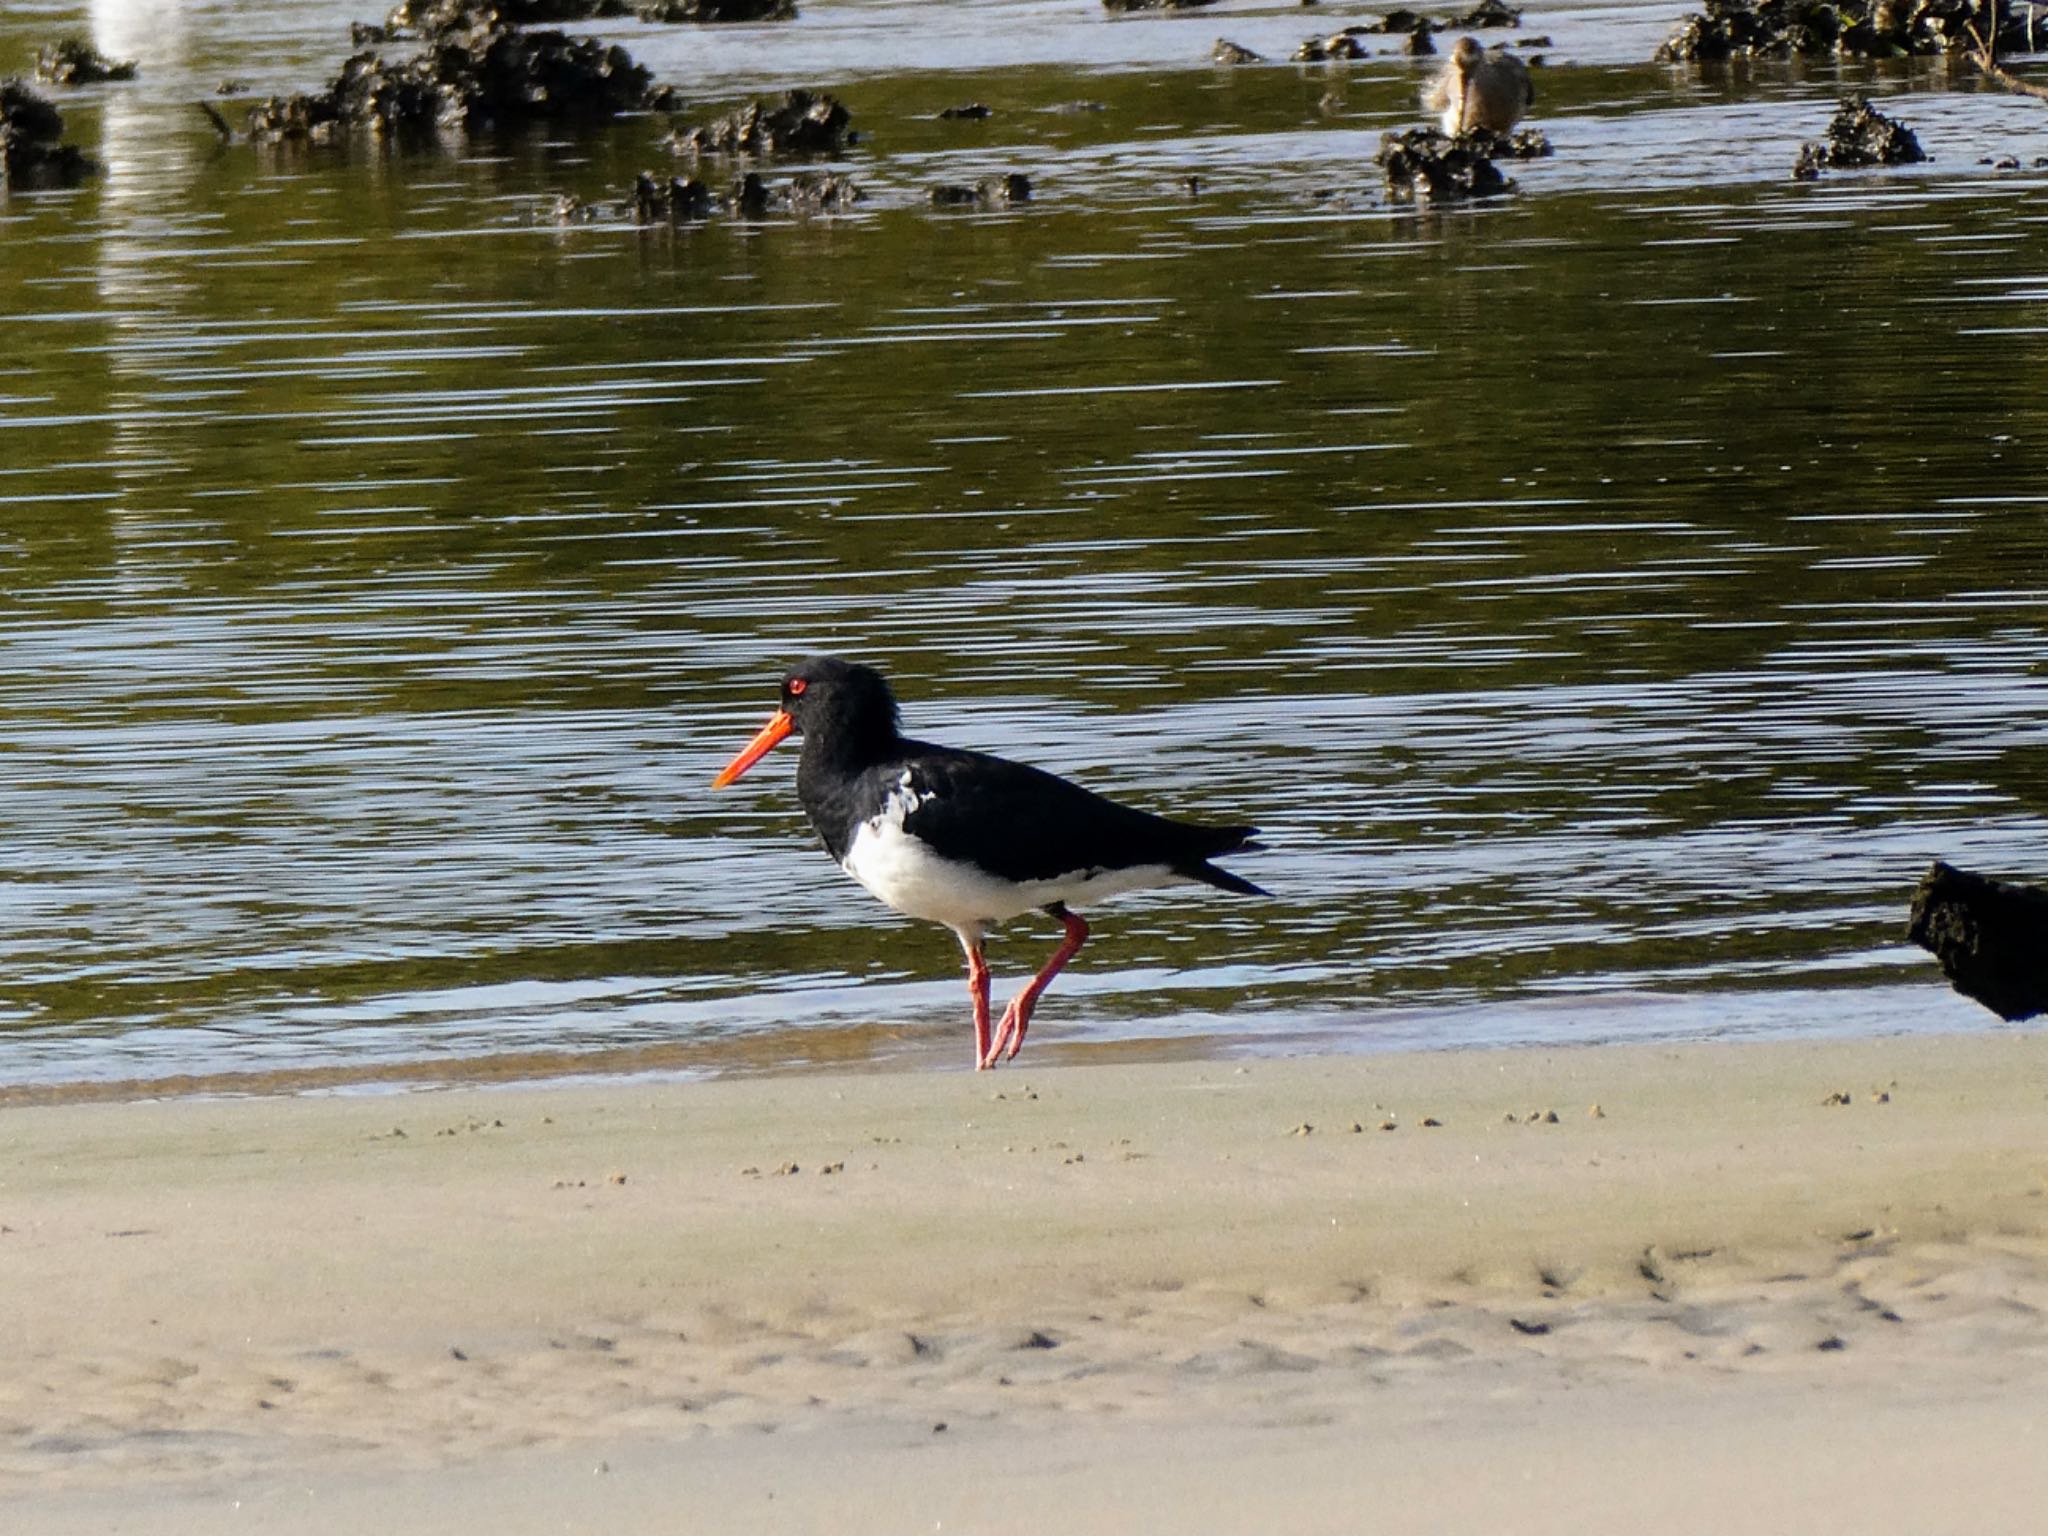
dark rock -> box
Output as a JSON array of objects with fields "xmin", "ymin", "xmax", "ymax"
[
  {"xmin": 1296, "ymin": 3, "xmax": 1512, "ymax": 58},
  {"xmin": 245, "ymin": 11, "xmax": 668, "ymax": 142},
  {"xmin": 33, "ymin": 39, "xmax": 139, "ymax": 85},
  {"xmin": 1793, "ymin": 94, "xmax": 1925, "ymax": 177},
  {"xmin": 1295, "ymin": 28, "xmax": 1374, "ymax": 60},
  {"xmin": 386, "ymin": 0, "xmax": 636, "ymax": 27},
  {"xmin": 1657, "ymin": 0, "xmax": 2037, "ymax": 61},
  {"xmin": 938, "ymin": 102, "xmax": 994, "ymax": 119},
  {"xmin": 668, "ymin": 89, "xmax": 852, "ymax": 157},
  {"xmin": 1213, "ymin": 39, "xmax": 1265, "ymax": 63},
  {"xmin": 0, "ymin": 78, "xmax": 98, "ymax": 188},
  {"xmin": 637, "ymin": 0, "xmax": 798, "ymax": 20},
  {"xmin": 1377, "ymin": 125, "xmax": 1513, "ymax": 199},
  {"xmin": 548, "ymin": 190, "xmax": 602, "ymax": 222},
  {"xmin": 928, "ymin": 172, "xmax": 1032, "ymax": 207},
  {"xmin": 1908, "ymin": 861, "xmax": 2048, "ymax": 1022},
  {"xmin": 731, "ymin": 169, "xmax": 773, "ymax": 215},
  {"xmin": 1102, "ymin": 0, "xmax": 1221, "ymax": 10},
  {"xmin": 1446, "ymin": 0, "xmax": 1522, "ymax": 25},
  {"xmin": 785, "ymin": 169, "xmax": 864, "ymax": 211},
  {"xmin": 631, "ymin": 169, "xmax": 715, "ymax": 220},
  {"xmin": 617, "ymin": 167, "xmax": 853, "ymax": 223},
  {"xmin": 1474, "ymin": 124, "xmax": 1551, "ymax": 158},
  {"xmin": 218, "ymin": 79, "xmax": 254, "ymax": 95}
]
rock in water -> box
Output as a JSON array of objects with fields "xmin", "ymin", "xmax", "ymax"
[
  {"xmin": 33, "ymin": 39, "xmax": 139, "ymax": 84},
  {"xmin": 0, "ymin": 79, "xmax": 98, "ymax": 187},
  {"xmin": 1658, "ymin": 0, "xmax": 2040, "ymax": 59},
  {"xmin": 928, "ymin": 172, "xmax": 1031, "ymax": 207},
  {"xmin": 1377, "ymin": 126, "xmax": 1525, "ymax": 199},
  {"xmin": 1908, "ymin": 861, "xmax": 2048, "ymax": 1021},
  {"xmin": 244, "ymin": 10, "xmax": 669, "ymax": 141},
  {"xmin": 1792, "ymin": 94, "xmax": 1925, "ymax": 179},
  {"xmin": 637, "ymin": 0, "xmax": 799, "ymax": 20},
  {"xmin": 668, "ymin": 90, "xmax": 852, "ymax": 157}
]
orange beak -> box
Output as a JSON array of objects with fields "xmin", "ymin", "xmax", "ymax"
[{"xmin": 711, "ymin": 709, "xmax": 794, "ymax": 787}]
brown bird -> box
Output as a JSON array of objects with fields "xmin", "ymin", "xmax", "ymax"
[{"xmin": 1424, "ymin": 36, "xmax": 1535, "ymax": 135}]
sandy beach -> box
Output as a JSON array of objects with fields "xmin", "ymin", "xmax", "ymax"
[{"xmin": 7, "ymin": 1031, "xmax": 2048, "ymax": 1532}]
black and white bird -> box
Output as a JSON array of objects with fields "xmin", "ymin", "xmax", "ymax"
[{"xmin": 712, "ymin": 657, "xmax": 1267, "ymax": 1070}]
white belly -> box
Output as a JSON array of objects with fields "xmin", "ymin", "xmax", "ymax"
[{"xmin": 841, "ymin": 801, "xmax": 1175, "ymax": 939}]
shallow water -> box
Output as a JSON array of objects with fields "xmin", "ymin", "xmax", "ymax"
[{"xmin": 1, "ymin": 0, "xmax": 2044, "ymax": 1092}]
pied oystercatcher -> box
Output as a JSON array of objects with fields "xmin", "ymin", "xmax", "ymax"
[{"xmin": 712, "ymin": 657, "xmax": 1268, "ymax": 1069}]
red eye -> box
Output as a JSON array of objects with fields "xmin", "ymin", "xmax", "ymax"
[{"xmin": 787, "ymin": 677, "xmax": 807, "ymax": 696}]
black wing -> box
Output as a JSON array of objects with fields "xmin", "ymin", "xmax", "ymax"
[{"xmin": 886, "ymin": 743, "xmax": 1260, "ymax": 888}]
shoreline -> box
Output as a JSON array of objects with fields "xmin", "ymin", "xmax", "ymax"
[
  {"xmin": 7, "ymin": 1029, "xmax": 2048, "ymax": 1529},
  {"xmin": 0, "ymin": 974, "xmax": 1998, "ymax": 1109}
]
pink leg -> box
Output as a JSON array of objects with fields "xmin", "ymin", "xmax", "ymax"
[
  {"xmin": 960, "ymin": 935, "xmax": 992, "ymax": 1070},
  {"xmin": 985, "ymin": 906, "xmax": 1089, "ymax": 1068}
]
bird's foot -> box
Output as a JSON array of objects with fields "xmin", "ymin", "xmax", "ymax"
[{"xmin": 983, "ymin": 998, "xmax": 1031, "ymax": 1068}]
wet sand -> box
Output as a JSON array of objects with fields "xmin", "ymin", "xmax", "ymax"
[{"xmin": 7, "ymin": 1031, "xmax": 2048, "ymax": 1531}]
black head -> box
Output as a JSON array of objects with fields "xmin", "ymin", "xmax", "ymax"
[
  {"xmin": 711, "ymin": 656, "xmax": 902, "ymax": 787},
  {"xmin": 776, "ymin": 656, "xmax": 900, "ymax": 743}
]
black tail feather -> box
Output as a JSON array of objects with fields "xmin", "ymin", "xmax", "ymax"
[{"xmin": 1180, "ymin": 858, "xmax": 1268, "ymax": 898}]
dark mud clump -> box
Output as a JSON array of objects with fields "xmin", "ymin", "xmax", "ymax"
[
  {"xmin": 668, "ymin": 90, "xmax": 853, "ymax": 157},
  {"xmin": 928, "ymin": 173, "xmax": 1032, "ymax": 207},
  {"xmin": 729, "ymin": 169, "xmax": 862, "ymax": 215},
  {"xmin": 637, "ymin": 0, "xmax": 798, "ymax": 20},
  {"xmin": 384, "ymin": 0, "xmax": 629, "ymax": 25},
  {"xmin": 630, "ymin": 171, "xmax": 717, "ymax": 221},
  {"xmin": 0, "ymin": 80, "xmax": 98, "ymax": 188},
  {"xmin": 1657, "ymin": 0, "xmax": 2039, "ymax": 60},
  {"xmin": 1376, "ymin": 126, "xmax": 1546, "ymax": 199},
  {"xmin": 33, "ymin": 39, "xmax": 139, "ymax": 85},
  {"xmin": 613, "ymin": 167, "xmax": 860, "ymax": 223},
  {"xmin": 1296, "ymin": 29, "xmax": 1375, "ymax": 60},
  {"xmin": 938, "ymin": 103, "xmax": 994, "ymax": 119},
  {"xmin": 244, "ymin": 8, "xmax": 670, "ymax": 141},
  {"xmin": 1212, "ymin": 39, "xmax": 1265, "ymax": 63},
  {"xmin": 1476, "ymin": 125, "xmax": 1551, "ymax": 158},
  {"xmin": 1792, "ymin": 94, "xmax": 1927, "ymax": 178},
  {"xmin": 1296, "ymin": 3, "xmax": 1518, "ymax": 59},
  {"xmin": 783, "ymin": 169, "xmax": 864, "ymax": 212},
  {"xmin": 1908, "ymin": 860, "xmax": 2048, "ymax": 1021},
  {"xmin": 1102, "ymin": 0, "xmax": 1223, "ymax": 11},
  {"xmin": 388, "ymin": 0, "xmax": 794, "ymax": 22},
  {"xmin": 1451, "ymin": 0, "xmax": 1523, "ymax": 22}
]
